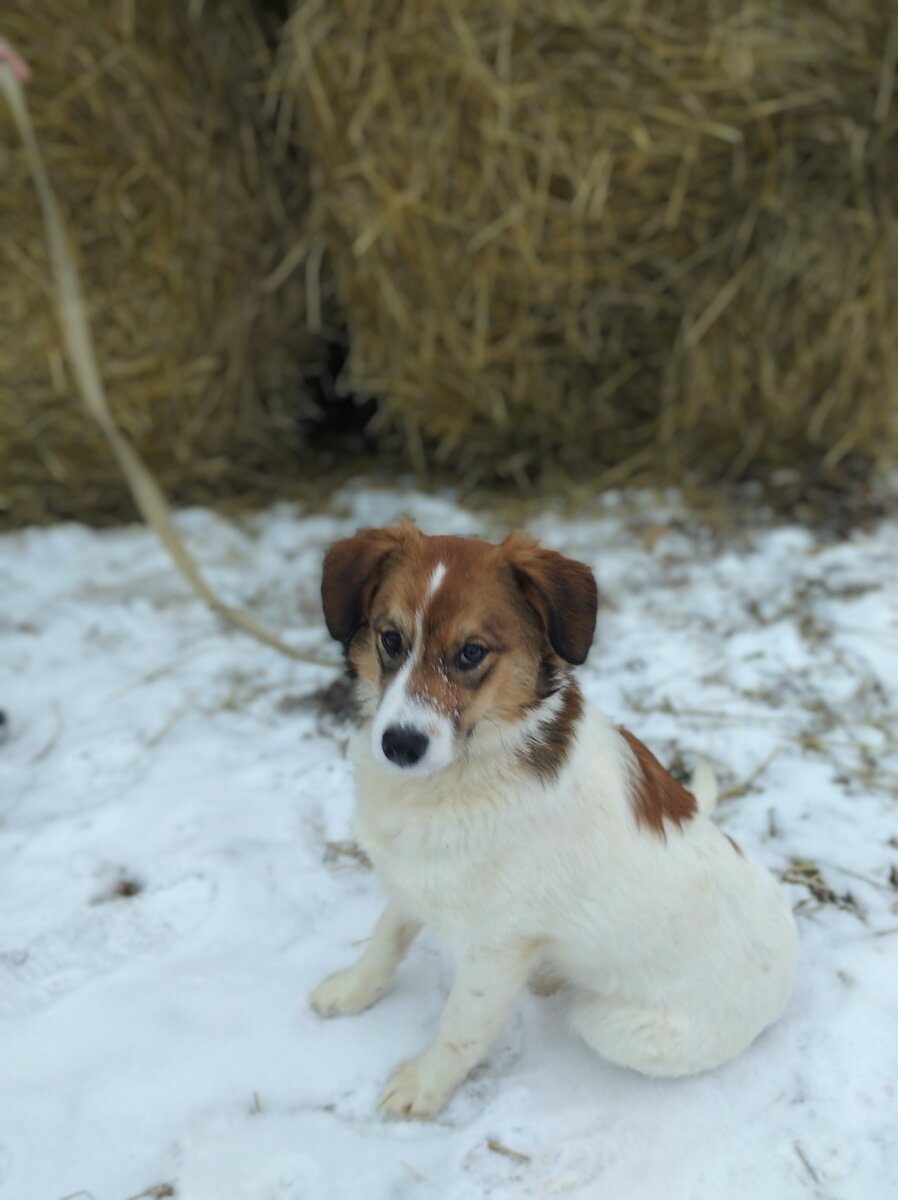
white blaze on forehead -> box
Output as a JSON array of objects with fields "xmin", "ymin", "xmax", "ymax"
[
  {"xmin": 370, "ymin": 559, "xmax": 455, "ymax": 774},
  {"xmin": 426, "ymin": 561, "xmax": 447, "ymax": 600}
]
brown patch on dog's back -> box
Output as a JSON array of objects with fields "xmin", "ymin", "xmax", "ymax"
[
  {"xmin": 619, "ymin": 728, "xmax": 697, "ymax": 838},
  {"xmin": 518, "ymin": 682, "xmax": 584, "ymax": 782}
]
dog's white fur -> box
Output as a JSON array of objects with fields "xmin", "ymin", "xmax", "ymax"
[{"xmin": 311, "ymin": 680, "xmax": 798, "ymax": 1119}]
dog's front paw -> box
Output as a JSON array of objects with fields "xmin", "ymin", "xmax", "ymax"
[
  {"xmin": 379, "ymin": 1055, "xmax": 453, "ymax": 1120},
  {"xmin": 309, "ymin": 967, "xmax": 385, "ymax": 1018}
]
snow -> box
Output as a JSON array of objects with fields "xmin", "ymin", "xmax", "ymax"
[{"xmin": 1, "ymin": 483, "xmax": 897, "ymax": 1200}]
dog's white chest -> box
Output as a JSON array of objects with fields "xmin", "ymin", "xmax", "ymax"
[
  {"xmin": 354, "ymin": 794, "xmax": 497, "ymax": 930},
  {"xmin": 351, "ymin": 741, "xmax": 555, "ymax": 942}
]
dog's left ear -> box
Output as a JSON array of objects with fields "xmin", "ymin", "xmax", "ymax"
[
  {"xmin": 504, "ymin": 533, "xmax": 598, "ymax": 665},
  {"xmin": 321, "ymin": 525, "xmax": 410, "ymax": 645}
]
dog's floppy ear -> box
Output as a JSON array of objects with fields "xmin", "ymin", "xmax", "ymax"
[
  {"xmin": 504, "ymin": 533, "xmax": 597, "ymax": 665},
  {"xmin": 321, "ymin": 525, "xmax": 410, "ymax": 645}
]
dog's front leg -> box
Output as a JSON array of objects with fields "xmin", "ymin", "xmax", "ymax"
[
  {"xmin": 379, "ymin": 942, "xmax": 538, "ymax": 1120},
  {"xmin": 310, "ymin": 901, "xmax": 421, "ymax": 1017}
]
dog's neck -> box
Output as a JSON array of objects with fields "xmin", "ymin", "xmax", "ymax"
[{"xmin": 513, "ymin": 676, "xmax": 584, "ymax": 783}]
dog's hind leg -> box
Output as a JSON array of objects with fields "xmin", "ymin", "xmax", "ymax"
[{"xmin": 570, "ymin": 992, "xmax": 728, "ymax": 1078}]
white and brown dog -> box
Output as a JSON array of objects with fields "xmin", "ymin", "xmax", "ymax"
[{"xmin": 311, "ymin": 525, "xmax": 797, "ymax": 1119}]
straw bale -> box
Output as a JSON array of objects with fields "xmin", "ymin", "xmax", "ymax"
[
  {"xmin": 280, "ymin": 0, "xmax": 898, "ymax": 488},
  {"xmin": 0, "ymin": 0, "xmax": 326, "ymax": 527}
]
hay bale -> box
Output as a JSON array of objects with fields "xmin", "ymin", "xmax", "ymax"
[
  {"xmin": 281, "ymin": 0, "xmax": 898, "ymax": 488},
  {"xmin": 0, "ymin": 0, "xmax": 327, "ymax": 527}
]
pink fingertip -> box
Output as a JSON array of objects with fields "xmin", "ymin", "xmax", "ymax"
[{"xmin": 0, "ymin": 40, "xmax": 32, "ymax": 83}]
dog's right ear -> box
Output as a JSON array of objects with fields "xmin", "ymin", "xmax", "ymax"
[{"xmin": 321, "ymin": 526, "xmax": 409, "ymax": 645}]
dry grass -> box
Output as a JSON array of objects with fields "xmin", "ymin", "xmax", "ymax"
[
  {"xmin": 0, "ymin": 0, "xmax": 327, "ymax": 528},
  {"xmin": 781, "ymin": 858, "xmax": 865, "ymax": 919},
  {"xmin": 279, "ymin": 0, "xmax": 898, "ymax": 490}
]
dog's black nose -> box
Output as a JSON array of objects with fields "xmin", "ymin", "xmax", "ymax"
[{"xmin": 382, "ymin": 725, "xmax": 429, "ymax": 768}]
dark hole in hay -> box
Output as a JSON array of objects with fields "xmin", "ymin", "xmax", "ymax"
[
  {"xmin": 253, "ymin": 0, "xmax": 293, "ymax": 24},
  {"xmin": 299, "ymin": 328, "xmax": 379, "ymax": 450}
]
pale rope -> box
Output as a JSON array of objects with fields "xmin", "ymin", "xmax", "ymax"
[{"xmin": 0, "ymin": 51, "xmax": 337, "ymax": 670}]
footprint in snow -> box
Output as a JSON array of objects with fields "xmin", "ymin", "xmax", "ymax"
[{"xmin": 0, "ymin": 874, "xmax": 214, "ymax": 1019}]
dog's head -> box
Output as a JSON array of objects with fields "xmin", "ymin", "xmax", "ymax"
[{"xmin": 321, "ymin": 525, "xmax": 597, "ymax": 776}]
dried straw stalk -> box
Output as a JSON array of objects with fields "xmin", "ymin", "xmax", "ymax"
[{"xmin": 1, "ymin": 48, "xmax": 337, "ymax": 667}]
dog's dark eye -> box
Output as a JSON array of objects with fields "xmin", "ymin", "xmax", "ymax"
[
  {"xmin": 380, "ymin": 629, "xmax": 403, "ymax": 656},
  {"xmin": 456, "ymin": 643, "xmax": 487, "ymax": 670}
]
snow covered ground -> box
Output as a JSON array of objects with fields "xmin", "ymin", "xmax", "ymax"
[{"xmin": 1, "ymin": 483, "xmax": 897, "ymax": 1200}]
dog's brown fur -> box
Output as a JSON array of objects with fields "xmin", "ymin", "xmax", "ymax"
[{"xmin": 619, "ymin": 728, "xmax": 698, "ymax": 837}]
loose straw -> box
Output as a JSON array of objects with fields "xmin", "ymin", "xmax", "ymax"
[{"xmin": 0, "ymin": 48, "xmax": 337, "ymax": 670}]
